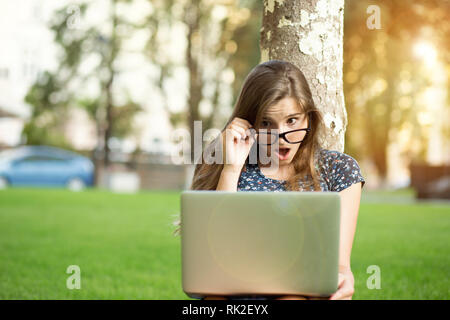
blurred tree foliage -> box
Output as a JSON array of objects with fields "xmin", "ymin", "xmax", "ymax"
[
  {"xmin": 24, "ymin": 1, "xmax": 142, "ymax": 167},
  {"xmin": 24, "ymin": 71, "xmax": 72, "ymax": 149},
  {"xmin": 142, "ymin": 0, "xmax": 262, "ymax": 161},
  {"xmin": 343, "ymin": 0, "xmax": 450, "ymax": 182},
  {"xmin": 25, "ymin": 0, "xmax": 262, "ymax": 164}
]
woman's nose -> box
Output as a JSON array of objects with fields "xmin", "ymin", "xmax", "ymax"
[{"xmin": 274, "ymin": 123, "xmax": 289, "ymax": 133}]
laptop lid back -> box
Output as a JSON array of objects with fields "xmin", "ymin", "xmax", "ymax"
[{"xmin": 181, "ymin": 191, "xmax": 340, "ymax": 298}]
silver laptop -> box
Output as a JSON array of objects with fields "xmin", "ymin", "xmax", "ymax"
[{"xmin": 180, "ymin": 191, "xmax": 341, "ymax": 299}]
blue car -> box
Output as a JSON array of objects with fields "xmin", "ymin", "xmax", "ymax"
[{"xmin": 0, "ymin": 146, "xmax": 94, "ymax": 190}]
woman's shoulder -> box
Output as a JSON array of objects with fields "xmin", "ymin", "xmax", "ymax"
[
  {"xmin": 318, "ymin": 148, "xmax": 360, "ymax": 165},
  {"xmin": 317, "ymin": 148, "xmax": 365, "ymax": 191}
]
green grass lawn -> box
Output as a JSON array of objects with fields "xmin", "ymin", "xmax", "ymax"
[{"xmin": 0, "ymin": 188, "xmax": 449, "ymax": 299}]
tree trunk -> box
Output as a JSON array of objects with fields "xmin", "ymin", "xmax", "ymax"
[
  {"xmin": 261, "ymin": 0, "xmax": 346, "ymax": 152},
  {"xmin": 103, "ymin": 0, "xmax": 119, "ymax": 168},
  {"xmin": 104, "ymin": 77, "xmax": 114, "ymax": 168},
  {"xmin": 184, "ymin": 0, "xmax": 203, "ymax": 163}
]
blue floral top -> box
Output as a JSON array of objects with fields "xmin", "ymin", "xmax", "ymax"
[{"xmin": 237, "ymin": 148, "xmax": 365, "ymax": 192}]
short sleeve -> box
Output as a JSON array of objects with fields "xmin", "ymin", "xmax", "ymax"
[{"xmin": 322, "ymin": 150, "xmax": 365, "ymax": 192}]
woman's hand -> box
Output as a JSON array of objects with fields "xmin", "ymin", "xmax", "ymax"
[
  {"xmin": 221, "ymin": 117, "xmax": 256, "ymax": 172},
  {"xmin": 329, "ymin": 265, "xmax": 355, "ymax": 300}
]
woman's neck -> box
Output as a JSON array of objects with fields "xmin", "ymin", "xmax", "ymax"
[{"xmin": 258, "ymin": 160, "xmax": 295, "ymax": 181}]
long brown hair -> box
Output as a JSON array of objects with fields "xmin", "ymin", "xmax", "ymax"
[
  {"xmin": 172, "ymin": 60, "xmax": 324, "ymax": 236},
  {"xmin": 191, "ymin": 59, "xmax": 324, "ymax": 191}
]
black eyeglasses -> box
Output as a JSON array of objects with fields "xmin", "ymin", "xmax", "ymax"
[{"xmin": 256, "ymin": 123, "xmax": 311, "ymax": 145}]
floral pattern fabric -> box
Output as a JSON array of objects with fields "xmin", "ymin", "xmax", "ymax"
[{"xmin": 237, "ymin": 148, "xmax": 365, "ymax": 192}]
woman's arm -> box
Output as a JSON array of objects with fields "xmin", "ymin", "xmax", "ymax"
[
  {"xmin": 337, "ymin": 182, "xmax": 362, "ymax": 268},
  {"xmin": 329, "ymin": 182, "xmax": 362, "ymax": 300},
  {"xmin": 216, "ymin": 166, "xmax": 242, "ymax": 191},
  {"xmin": 215, "ymin": 117, "xmax": 255, "ymax": 192}
]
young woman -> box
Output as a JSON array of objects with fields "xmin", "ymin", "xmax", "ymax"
[{"xmin": 182, "ymin": 59, "xmax": 365, "ymax": 300}]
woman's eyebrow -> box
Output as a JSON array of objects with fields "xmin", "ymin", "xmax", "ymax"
[
  {"xmin": 262, "ymin": 112, "xmax": 304, "ymax": 120},
  {"xmin": 284, "ymin": 112, "xmax": 304, "ymax": 118}
]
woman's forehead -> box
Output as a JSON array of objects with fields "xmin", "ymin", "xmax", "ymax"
[{"xmin": 263, "ymin": 97, "xmax": 304, "ymax": 117}]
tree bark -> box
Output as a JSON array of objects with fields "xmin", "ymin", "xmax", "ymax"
[
  {"xmin": 103, "ymin": 0, "xmax": 119, "ymax": 168},
  {"xmin": 184, "ymin": 0, "xmax": 203, "ymax": 163},
  {"xmin": 261, "ymin": 0, "xmax": 346, "ymax": 152}
]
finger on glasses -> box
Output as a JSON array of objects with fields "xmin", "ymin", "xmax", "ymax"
[
  {"xmin": 246, "ymin": 132, "xmax": 257, "ymax": 144},
  {"xmin": 228, "ymin": 124, "xmax": 247, "ymax": 140},
  {"xmin": 245, "ymin": 128, "xmax": 256, "ymax": 138},
  {"xmin": 225, "ymin": 129, "xmax": 243, "ymax": 144},
  {"xmin": 230, "ymin": 121, "xmax": 252, "ymax": 136}
]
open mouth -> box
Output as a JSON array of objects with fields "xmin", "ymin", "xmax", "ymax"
[{"xmin": 275, "ymin": 147, "xmax": 291, "ymax": 160}]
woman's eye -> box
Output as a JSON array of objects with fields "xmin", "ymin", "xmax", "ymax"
[
  {"xmin": 287, "ymin": 118, "xmax": 297, "ymax": 125},
  {"xmin": 261, "ymin": 120, "xmax": 270, "ymax": 127}
]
